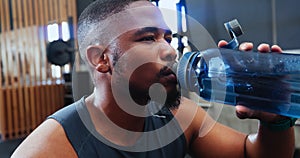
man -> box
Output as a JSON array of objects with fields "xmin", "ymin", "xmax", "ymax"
[{"xmin": 12, "ymin": 0, "xmax": 295, "ymax": 157}]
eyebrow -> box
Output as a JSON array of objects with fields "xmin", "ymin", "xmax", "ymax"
[{"xmin": 134, "ymin": 27, "xmax": 172, "ymax": 36}]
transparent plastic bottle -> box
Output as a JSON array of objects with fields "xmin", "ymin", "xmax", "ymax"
[{"xmin": 176, "ymin": 48, "xmax": 300, "ymax": 118}]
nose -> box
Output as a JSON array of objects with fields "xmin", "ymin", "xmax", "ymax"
[{"xmin": 158, "ymin": 42, "xmax": 177, "ymax": 62}]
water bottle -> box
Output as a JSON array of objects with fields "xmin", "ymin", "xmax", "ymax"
[
  {"xmin": 174, "ymin": 19, "xmax": 300, "ymax": 118},
  {"xmin": 175, "ymin": 48, "xmax": 300, "ymax": 118}
]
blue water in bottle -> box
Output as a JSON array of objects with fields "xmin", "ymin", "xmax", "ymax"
[{"xmin": 176, "ymin": 48, "xmax": 300, "ymax": 118}]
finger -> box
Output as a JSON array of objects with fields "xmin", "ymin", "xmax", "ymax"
[
  {"xmin": 235, "ymin": 105, "xmax": 256, "ymax": 119},
  {"xmin": 257, "ymin": 43, "xmax": 270, "ymax": 53},
  {"xmin": 271, "ymin": 44, "xmax": 283, "ymax": 53},
  {"xmin": 236, "ymin": 105, "xmax": 286, "ymax": 123},
  {"xmin": 218, "ymin": 40, "xmax": 228, "ymax": 47},
  {"xmin": 239, "ymin": 42, "xmax": 253, "ymax": 51},
  {"xmin": 236, "ymin": 105, "xmax": 273, "ymax": 120}
]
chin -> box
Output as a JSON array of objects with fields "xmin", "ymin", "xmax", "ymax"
[
  {"xmin": 164, "ymin": 85, "xmax": 181, "ymax": 109},
  {"xmin": 129, "ymin": 81, "xmax": 181, "ymax": 109}
]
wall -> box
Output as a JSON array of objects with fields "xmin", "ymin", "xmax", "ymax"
[{"xmin": 185, "ymin": 0, "xmax": 300, "ymax": 50}]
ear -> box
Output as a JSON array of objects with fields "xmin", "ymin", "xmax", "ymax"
[
  {"xmin": 86, "ymin": 45, "xmax": 110, "ymax": 73},
  {"xmin": 86, "ymin": 45, "xmax": 104, "ymax": 66},
  {"xmin": 95, "ymin": 54, "xmax": 110, "ymax": 73}
]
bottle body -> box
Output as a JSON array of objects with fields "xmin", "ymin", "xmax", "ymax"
[{"xmin": 177, "ymin": 48, "xmax": 300, "ymax": 118}]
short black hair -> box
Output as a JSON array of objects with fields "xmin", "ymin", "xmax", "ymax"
[{"xmin": 77, "ymin": 0, "xmax": 147, "ymax": 57}]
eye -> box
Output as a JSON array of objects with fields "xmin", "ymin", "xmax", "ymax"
[
  {"xmin": 165, "ymin": 37, "xmax": 172, "ymax": 44},
  {"xmin": 138, "ymin": 36, "xmax": 155, "ymax": 42}
]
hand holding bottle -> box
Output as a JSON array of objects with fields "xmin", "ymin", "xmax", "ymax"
[{"xmin": 218, "ymin": 40, "xmax": 290, "ymax": 123}]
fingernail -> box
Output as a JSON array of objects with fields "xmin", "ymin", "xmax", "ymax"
[
  {"xmin": 239, "ymin": 43, "xmax": 253, "ymax": 51},
  {"xmin": 239, "ymin": 43, "xmax": 247, "ymax": 50},
  {"xmin": 258, "ymin": 43, "xmax": 270, "ymax": 52}
]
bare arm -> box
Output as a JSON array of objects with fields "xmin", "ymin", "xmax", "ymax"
[
  {"xmin": 236, "ymin": 105, "xmax": 295, "ymax": 158},
  {"xmin": 246, "ymin": 124, "xmax": 294, "ymax": 158},
  {"xmin": 11, "ymin": 119, "xmax": 77, "ymax": 158},
  {"xmin": 188, "ymin": 113, "xmax": 294, "ymax": 158},
  {"xmin": 187, "ymin": 107, "xmax": 247, "ymax": 157},
  {"xmin": 175, "ymin": 98, "xmax": 248, "ymax": 157}
]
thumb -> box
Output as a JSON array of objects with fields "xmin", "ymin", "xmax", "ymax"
[
  {"xmin": 235, "ymin": 105, "xmax": 256, "ymax": 119},
  {"xmin": 235, "ymin": 105, "xmax": 287, "ymax": 123}
]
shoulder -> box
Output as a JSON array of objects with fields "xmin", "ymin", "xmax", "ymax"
[
  {"xmin": 170, "ymin": 97, "xmax": 208, "ymax": 147},
  {"xmin": 171, "ymin": 97, "xmax": 208, "ymax": 130},
  {"xmin": 11, "ymin": 119, "xmax": 77, "ymax": 158},
  {"xmin": 173, "ymin": 97, "xmax": 246, "ymax": 157}
]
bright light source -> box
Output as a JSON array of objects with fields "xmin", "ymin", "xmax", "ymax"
[
  {"xmin": 47, "ymin": 23, "xmax": 59, "ymax": 42},
  {"xmin": 64, "ymin": 64, "xmax": 70, "ymax": 74},
  {"xmin": 159, "ymin": 0, "xmax": 177, "ymax": 10},
  {"xmin": 159, "ymin": 0, "xmax": 178, "ymax": 33},
  {"xmin": 170, "ymin": 37, "xmax": 179, "ymax": 50},
  {"xmin": 181, "ymin": 36, "xmax": 188, "ymax": 46},
  {"xmin": 62, "ymin": 22, "xmax": 70, "ymax": 41},
  {"xmin": 181, "ymin": 6, "xmax": 187, "ymax": 32},
  {"xmin": 51, "ymin": 65, "xmax": 61, "ymax": 78}
]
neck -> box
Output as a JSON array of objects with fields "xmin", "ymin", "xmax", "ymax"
[{"xmin": 86, "ymin": 88, "xmax": 146, "ymax": 132}]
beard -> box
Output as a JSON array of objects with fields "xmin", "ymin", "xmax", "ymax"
[
  {"xmin": 128, "ymin": 64, "xmax": 182, "ymax": 110},
  {"xmin": 111, "ymin": 46, "xmax": 181, "ymax": 111},
  {"xmin": 164, "ymin": 84, "xmax": 181, "ymax": 109},
  {"xmin": 128, "ymin": 82, "xmax": 181, "ymax": 109}
]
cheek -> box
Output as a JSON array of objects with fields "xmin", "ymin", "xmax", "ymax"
[
  {"xmin": 112, "ymin": 45, "xmax": 161, "ymax": 85},
  {"xmin": 129, "ymin": 63, "xmax": 160, "ymax": 88}
]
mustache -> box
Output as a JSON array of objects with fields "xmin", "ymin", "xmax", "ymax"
[{"xmin": 157, "ymin": 62, "xmax": 177, "ymax": 78}]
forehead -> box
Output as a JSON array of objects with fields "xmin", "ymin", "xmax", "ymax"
[
  {"xmin": 96, "ymin": 1, "xmax": 170, "ymax": 46},
  {"xmin": 117, "ymin": 1, "xmax": 169, "ymax": 29}
]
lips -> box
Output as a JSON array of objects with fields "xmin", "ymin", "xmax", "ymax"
[
  {"xmin": 164, "ymin": 73, "xmax": 177, "ymax": 83},
  {"xmin": 158, "ymin": 66, "xmax": 178, "ymax": 84}
]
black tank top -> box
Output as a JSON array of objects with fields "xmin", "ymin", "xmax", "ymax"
[{"xmin": 48, "ymin": 97, "xmax": 187, "ymax": 158}]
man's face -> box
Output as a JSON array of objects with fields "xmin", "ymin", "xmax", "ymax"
[{"xmin": 108, "ymin": 2, "xmax": 181, "ymax": 108}]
